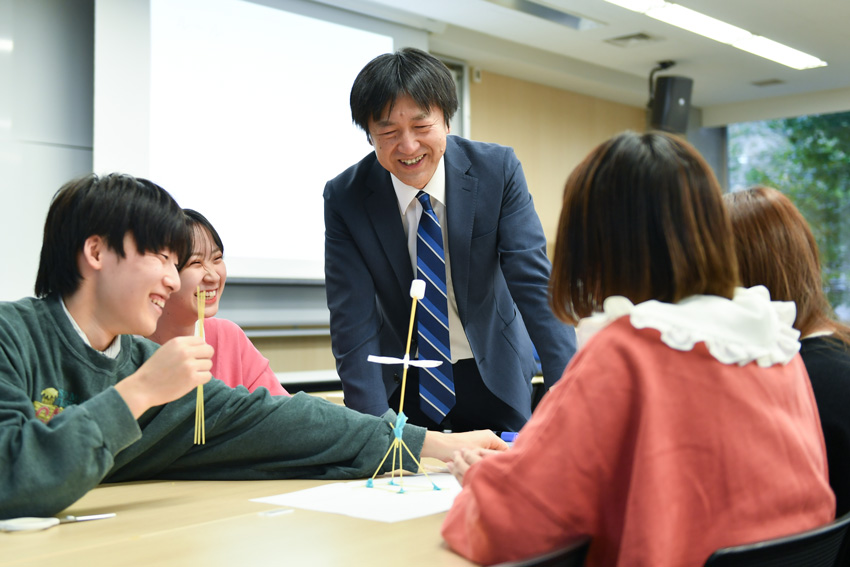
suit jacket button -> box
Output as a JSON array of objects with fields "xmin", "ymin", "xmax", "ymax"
[{"xmin": 393, "ymin": 373, "xmax": 401, "ymax": 384}]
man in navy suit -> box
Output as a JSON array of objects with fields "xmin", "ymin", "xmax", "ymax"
[{"xmin": 324, "ymin": 48, "xmax": 576, "ymax": 432}]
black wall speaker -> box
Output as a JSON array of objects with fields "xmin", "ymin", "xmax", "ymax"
[{"xmin": 650, "ymin": 76, "xmax": 693, "ymax": 134}]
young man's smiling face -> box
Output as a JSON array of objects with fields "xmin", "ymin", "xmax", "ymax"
[
  {"xmin": 93, "ymin": 233, "xmax": 181, "ymax": 340},
  {"xmin": 368, "ymin": 94, "xmax": 450, "ymax": 190}
]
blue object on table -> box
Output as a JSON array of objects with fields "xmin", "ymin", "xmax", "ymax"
[{"xmin": 500, "ymin": 431, "xmax": 518, "ymax": 443}]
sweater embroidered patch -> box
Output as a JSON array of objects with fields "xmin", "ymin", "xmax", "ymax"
[{"xmin": 33, "ymin": 387, "xmax": 65, "ymax": 424}]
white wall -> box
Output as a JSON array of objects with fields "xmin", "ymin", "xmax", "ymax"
[
  {"xmin": 0, "ymin": 0, "xmax": 94, "ymax": 301},
  {"xmin": 0, "ymin": 0, "xmax": 424, "ymax": 302}
]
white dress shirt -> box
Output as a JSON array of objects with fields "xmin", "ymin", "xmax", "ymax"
[{"xmin": 390, "ymin": 157, "xmax": 473, "ymax": 362}]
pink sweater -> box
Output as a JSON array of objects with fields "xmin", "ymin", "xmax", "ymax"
[
  {"xmin": 205, "ymin": 318, "xmax": 288, "ymax": 396},
  {"xmin": 442, "ymin": 317, "xmax": 834, "ymax": 566}
]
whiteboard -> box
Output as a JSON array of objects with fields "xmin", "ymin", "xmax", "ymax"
[{"xmin": 94, "ymin": 0, "xmax": 425, "ymax": 281}]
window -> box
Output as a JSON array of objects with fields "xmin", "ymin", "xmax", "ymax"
[{"xmin": 728, "ymin": 110, "xmax": 850, "ymax": 318}]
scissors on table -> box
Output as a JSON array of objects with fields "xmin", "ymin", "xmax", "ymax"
[{"xmin": 0, "ymin": 513, "xmax": 116, "ymax": 532}]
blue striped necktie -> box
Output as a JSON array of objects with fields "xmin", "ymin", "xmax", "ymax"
[{"xmin": 415, "ymin": 191, "xmax": 456, "ymax": 423}]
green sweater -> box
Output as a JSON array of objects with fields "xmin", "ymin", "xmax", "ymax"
[{"xmin": 0, "ymin": 295, "xmax": 426, "ymax": 519}]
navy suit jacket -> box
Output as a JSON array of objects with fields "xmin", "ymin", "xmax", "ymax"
[{"xmin": 323, "ymin": 136, "xmax": 576, "ymax": 418}]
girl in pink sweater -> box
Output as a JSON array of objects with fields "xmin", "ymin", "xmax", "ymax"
[
  {"xmin": 441, "ymin": 131, "xmax": 834, "ymax": 566},
  {"xmin": 147, "ymin": 209, "xmax": 288, "ymax": 396}
]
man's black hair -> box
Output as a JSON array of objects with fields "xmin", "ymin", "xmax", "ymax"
[{"xmin": 350, "ymin": 47, "xmax": 458, "ymax": 143}]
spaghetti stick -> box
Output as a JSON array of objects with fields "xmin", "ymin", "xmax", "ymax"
[
  {"xmin": 396, "ymin": 297, "xmax": 418, "ymax": 418},
  {"xmin": 195, "ymin": 286, "xmax": 205, "ymax": 444}
]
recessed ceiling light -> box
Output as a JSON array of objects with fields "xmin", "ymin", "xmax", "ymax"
[
  {"xmin": 485, "ymin": 0, "xmax": 603, "ymax": 31},
  {"xmin": 601, "ymin": 0, "xmax": 826, "ymax": 70},
  {"xmin": 605, "ymin": 32, "xmax": 663, "ymax": 48}
]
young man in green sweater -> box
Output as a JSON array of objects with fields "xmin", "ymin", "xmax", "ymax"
[{"xmin": 0, "ymin": 173, "xmax": 505, "ymax": 520}]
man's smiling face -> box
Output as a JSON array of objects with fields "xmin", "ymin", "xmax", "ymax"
[{"xmin": 368, "ymin": 94, "xmax": 449, "ymax": 189}]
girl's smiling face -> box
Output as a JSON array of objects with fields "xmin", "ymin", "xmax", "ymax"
[{"xmin": 168, "ymin": 225, "xmax": 227, "ymax": 324}]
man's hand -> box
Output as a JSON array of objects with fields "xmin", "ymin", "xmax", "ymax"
[
  {"xmin": 421, "ymin": 429, "xmax": 507, "ymax": 463},
  {"xmin": 115, "ymin": 336, "xmax": 214, "ymax": 418},
  {"xmin": 447, "ymin": 447, "xmax": 501, "ymax": 485}
]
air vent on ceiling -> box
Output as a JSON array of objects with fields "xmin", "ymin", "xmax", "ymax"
[
  {"xmin": 605, "ymin": 32, "xmax": 663, "ymax": 48},
  {"xmin": 484, "ymin": 0, "xmax": 603, "ymax": 31},
  {"xmin": 752, "ymin": 79, "xmax": 785, "ymax": 87}
]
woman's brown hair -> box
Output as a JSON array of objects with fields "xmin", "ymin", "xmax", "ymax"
[
  {"xmin": 724, "ymin": 185, "xmax": 850, "ymax": 345},
  {"xmin": 550, "ymin": 130, "xmax": 739, "ymax": 324}
]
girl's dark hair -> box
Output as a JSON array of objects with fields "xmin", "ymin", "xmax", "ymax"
[
  {"xmin": 550, "ymin": 130, "xmax": 739, "ymax": 324},
  {"xmin": 35, "ymin": 173, "xmax": 191, "ymax": 298},
  {"xmin": 183, "ymin": 208, "xmax": 224, "ymax": 257}
]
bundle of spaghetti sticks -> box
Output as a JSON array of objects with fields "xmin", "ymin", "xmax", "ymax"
[{"xmin": 194, "ymin": 286, "xmax": 206, "ymax": 445}]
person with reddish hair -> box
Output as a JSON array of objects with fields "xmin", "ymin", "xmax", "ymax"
[{"xmin": 726, "ymin": 185, "xmax": 850, "ymax": 517}]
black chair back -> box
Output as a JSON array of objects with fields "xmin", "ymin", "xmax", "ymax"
[
  {"xmin": 704, "ymin": 512, "xmax": 850, "ymax": 567},
  {"xmin": 490, "ymin": 537, "xmax": 590, "ymax": 567}
]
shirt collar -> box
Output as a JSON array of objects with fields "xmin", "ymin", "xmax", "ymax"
[
  {"xmin": 60, "ymin": 296, "xmax": 122, "ymax": 358},
  {"xmin": 392, "ymin": 155, "xmax": 446, "ymax": 213},
  {"xmin": 575, "ymin": 285, "xmax": 800, "ymax": 367}
]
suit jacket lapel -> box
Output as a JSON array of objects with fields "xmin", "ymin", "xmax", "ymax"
[
  {"xmin": 364, "ymin": 161, "xmax": 414, "ymax": 294},
  {"xmin": 444, "ymin": 137, "xmax": 477, "ymax": 321}
]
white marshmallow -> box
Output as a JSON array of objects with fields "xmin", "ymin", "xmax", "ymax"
[{"xmin": 410, "ymin": 279, "xmax": 426, "ymax": 299}]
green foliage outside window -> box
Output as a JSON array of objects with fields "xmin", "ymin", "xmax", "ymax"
[{"xmin": 728, "ymin": 111, "xmax": 850, "ymax": 315}]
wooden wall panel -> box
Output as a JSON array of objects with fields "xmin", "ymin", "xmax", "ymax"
[{"xmin": 469, "ymin": 71, "xmax": 646, "ymax": 252}]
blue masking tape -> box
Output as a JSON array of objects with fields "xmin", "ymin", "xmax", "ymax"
[
  {"xmin": 500, "ymin": 432, "xmax": 518, "ymax": 443},
  {"xmin": 394, "ymin": 412, "xmax": 408, "ymax": 440}
]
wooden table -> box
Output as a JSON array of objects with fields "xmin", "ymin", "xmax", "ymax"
[{"xmin": 1, "ymin": 476, "xmax": 476, "ymax": 567}]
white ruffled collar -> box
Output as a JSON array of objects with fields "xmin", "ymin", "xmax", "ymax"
[{"xmin": 575, "ymin": 286, "xmax": 801, "ymax": 367}]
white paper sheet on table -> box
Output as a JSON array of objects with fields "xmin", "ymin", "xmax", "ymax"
[{"xmin": 250, "ymin": 473, "xmax": 461, "ymax": 523}]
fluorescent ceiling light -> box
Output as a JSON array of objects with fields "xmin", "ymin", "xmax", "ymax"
[
  {"xmin": 733, "ymin": 36, "xmax": 826, "ymax": 71},
  {"xmin": 646, "ymin": 4, "xmax": 749, "ymax": 44},
  {"xmin": 601, "ymin": 0, "xmax": 826, "ymax": 70},
  {"xmin": 602, "ymin": 0, "xmax": 664, "ymax": 11}
]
